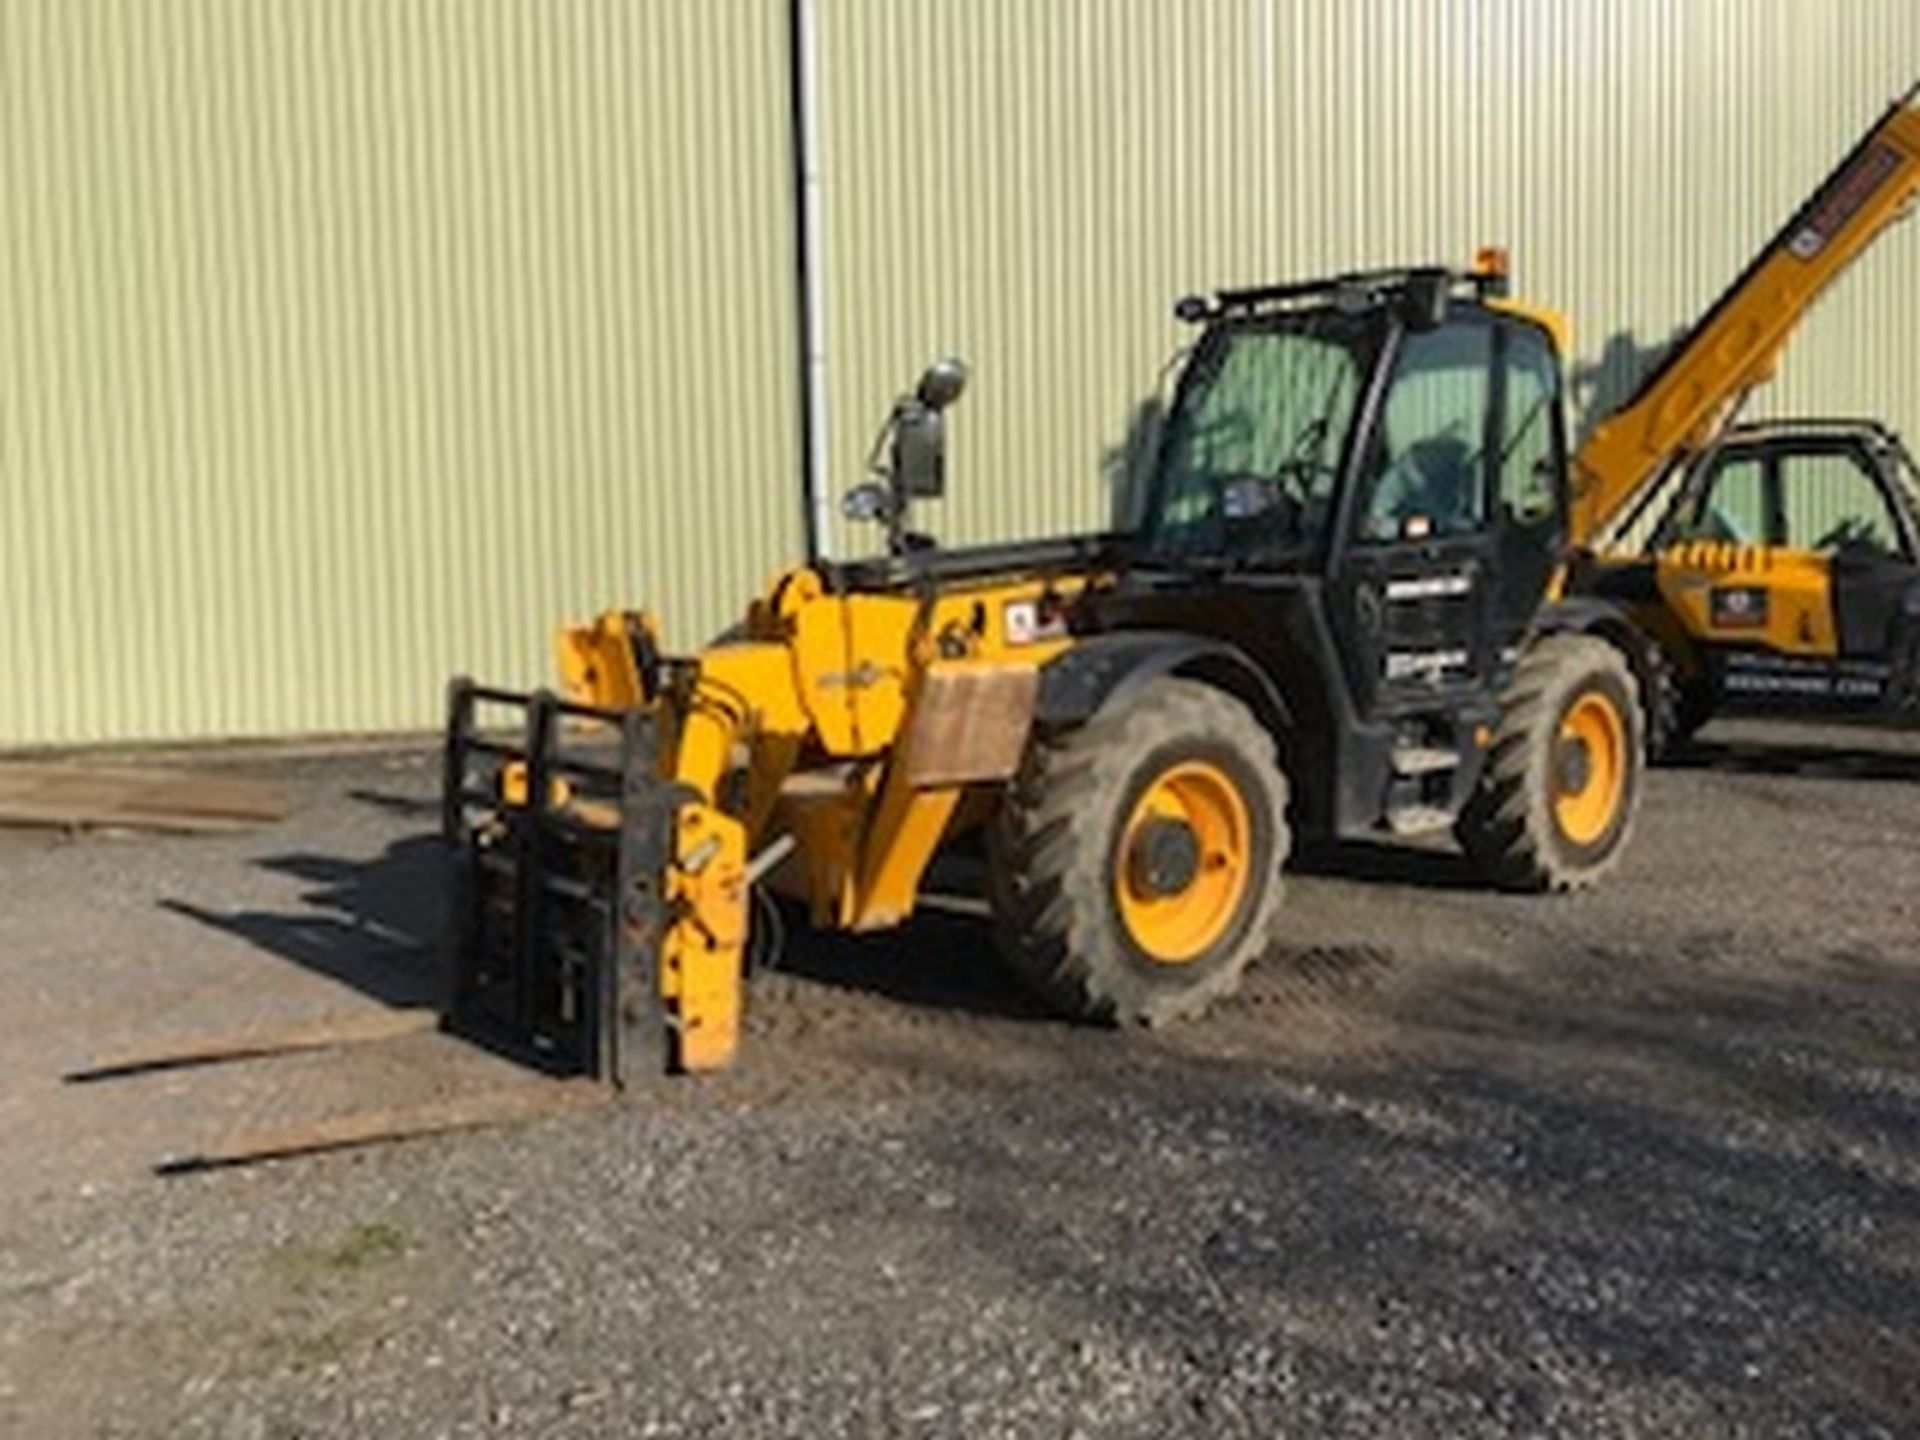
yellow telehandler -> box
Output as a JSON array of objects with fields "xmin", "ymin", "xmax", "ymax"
[
  {"xmin": 89, "ymin": 90, "xmax": 1920, "ymax": 1177},
  {"xmin": 478, "ymin": 61, "xmax": 1920, "ymax": 1080},
  {"xmin": 445, "ymin": 256, "xmax": 1660, "ymax": 1080}
]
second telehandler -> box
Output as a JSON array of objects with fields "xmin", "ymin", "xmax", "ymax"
[{"xmin": 1573, "ymin": 85, "xmax": 1920, "ymax": 751}]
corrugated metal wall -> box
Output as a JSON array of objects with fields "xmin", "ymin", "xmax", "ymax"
[
  {"xmin": 0, "ymin": 0, "xmax": 798, "ymax": 745},
  {"xmin": 818, "ymin": 0, "xmax": 1920, "ymax": 557},
  {"xmin": 5, "ymin": 1, "xmax": 1919, "ymax": 745}
]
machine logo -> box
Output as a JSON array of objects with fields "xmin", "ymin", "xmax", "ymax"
[{"xmin": 1709, "ymin": 586, "xmax": 1769, "ymax": 629}]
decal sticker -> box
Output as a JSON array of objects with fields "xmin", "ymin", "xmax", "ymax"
[
  {"xmin": 1719, "ymin": 651, "xmax": 1831, "ymax": 697},
  {"xmin": 1789, "ymin": 143, "xmax": 1903, "ymax": 260},
  {"xmin": 1003, "ymin": 598, "xmax": 1067, "ymax": 646},
  {"xmin": 1709, "ymin": 586, "xmax": 1769, "ymax": 629},
  {"xmin": 1386, "ymin": 574, "xmax": 1473, "ymax": 602},
  {"xmin": 1385, "ymin": 648, "xmax": 1470, "ymax": 682},
  {"xmin": 1715, "ymin": 653, "xmax": 1888, "ymax": 700}
]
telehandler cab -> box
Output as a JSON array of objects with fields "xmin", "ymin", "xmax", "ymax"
[
  {"xmin": 443, "ymin": 258, "xmax": 1654, "ymax": 1080},
  {"xmin": 1612, "ymin": 419, "xmax": 1920, "ymax": 741}
]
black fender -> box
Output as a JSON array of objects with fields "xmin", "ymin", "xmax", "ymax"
[
  {"xmin": 1528, "ymin": 596, "xmax": 1671, "ymax": 733},
  {"xmin": 1035, "ymin": 631, "xmax": 1293, "ymax": 739}
]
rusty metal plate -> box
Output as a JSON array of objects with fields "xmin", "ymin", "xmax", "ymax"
[{"xmin": 901, "ymin": 662, "xmax": 1039, "ymax": 788}]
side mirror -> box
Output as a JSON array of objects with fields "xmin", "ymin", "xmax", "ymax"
[
  {"xmin": 915, "ymin": 356, "xmax": 969, "ymax": 410},
  {"xmin": 890, "ymin": 357, "xmax": 969, "ymax": 500},
  {"xmin": 890, "ymin": 404, "xmax": 947, "ymax": 499},
  {"xmin": 846, "ymin": 356, "xmax": 970, "ymax": 555}
]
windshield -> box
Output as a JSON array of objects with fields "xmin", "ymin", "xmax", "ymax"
[{"xmin": 1142, "ymin": 310, "xmax": 1379, "ymax": 562}]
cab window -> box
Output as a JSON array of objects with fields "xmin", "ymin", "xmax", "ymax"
[
  {"xmin": 1496, "ymin": 327, "xmax": 1561, "ymax": 530},
  {"xmin": 1148, "ymin": 313, "xmax": 1373, "ymax": 559},
  {"xmin": 1779, "ymin": 450, "xmax": 1904, "ymax": 556},
  {"xmin": 1490, "ymin": 324, "xmax": 1565, "ymax": 630},
  {"xmin": 1676, "ymin": 455, "xmax": 1767, "ymax": 544},
  {"xmin": 1356, "ymin": 323, "xmax": 1492, "ymax": 542}
]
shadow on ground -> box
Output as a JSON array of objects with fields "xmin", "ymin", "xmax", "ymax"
[
  {"xmin": 768, "ymin": 899, "xmax": 1052, "ymax": 1024},
  {"xmin": 163, "ymin": 831, "xmax": 449, "ymax": 1011},
  {"xmin": 1669, "ymin": 729, "xmax": 1920, "ymax": 784},
  {"xmin": 151, "ymin": 785, "xmax": 1493, "ymax": 1029},
  {"xmin": 861, "ymin": 936, "xmax": 1920, "ymax": 1432},
  {"xmin": 1291, "ymin": 836, "xmax": 1481, "ymax": 891}
]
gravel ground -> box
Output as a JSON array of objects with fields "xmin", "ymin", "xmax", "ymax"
[{"xmin": 2, "ymin": 718, "xmax": 1919, "ymax": 1438}]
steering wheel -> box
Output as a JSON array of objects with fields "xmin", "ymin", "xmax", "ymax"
[
  {"xmin": 1215, "ymin": 471, "xmax": 1304, "ymax": 541},
  {"xmin": 1815, "ymin": 517, "xmax": 1878, "ymax": 553},
  {"xmin": 1273, "ymin": 456, "xmax": 1338, "ymax": 502}
]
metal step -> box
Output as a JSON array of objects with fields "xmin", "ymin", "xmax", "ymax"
[
  {"xmin": 1390, "ymin": 744, "xmax": 1462, "ymax": 777},
  {"xmin": 1385, "ymin": 805, "xmax": 1455, "ymax": 837}
]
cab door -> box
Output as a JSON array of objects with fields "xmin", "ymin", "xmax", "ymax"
[
  {"xmin": 1331, "ymin": 317, "xmax": 1498, "ymax": 717},
  {"xmin": 1779, "ymin": 444, "xmax": 1920, "ymax": 704},
  {"xmin": 1656, "ymin": 450, "xmax": 1839, "ymax": 674},
  {"xmin": 1657, "ymin": 440, "xmax": 1920, "ymax": 709}
]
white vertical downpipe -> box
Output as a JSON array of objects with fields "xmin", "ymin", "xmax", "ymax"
[{"xmin": 791, "ymin": 0, "xmax": 835, "ymax": 561}]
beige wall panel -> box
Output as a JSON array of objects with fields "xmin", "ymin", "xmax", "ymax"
[
  {"xmin": 6, "ymin": 1, "xmax": 1920, "ymax": 744},
  {"xmin": 817, "ymin": 0, "xmax": 1920, "ymax": 556},
  {"xmin": 0, "ymin": 0, "xmax": 798, "ymax": 745}
]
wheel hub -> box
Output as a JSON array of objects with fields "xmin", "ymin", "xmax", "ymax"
[
  {"xmin": 1552, "ymin": 689, "xmax": 1627, "ymax": 847},
  {"xmin": 1554, "ymin": 734, "xmax": 1593, "ymax": 796},
  {"xmin": 1126, "ymin": 817, "xmax": 1201, "ymax": 898},
  {"xmin": 1113, "ymin": 760, "xmax": 1255, "ymax": 966}
]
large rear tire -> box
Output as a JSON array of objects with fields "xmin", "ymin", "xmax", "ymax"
[
  {"xmin": 988, "ymin": 678, "xmax": 1290, "ymax": 1025},
  {"xmin": 1456, "ymin": 633, "xmax": 1643, "ymax": 892},
  {"xmin": 1649, "ymin": 659, "xmax": 1715, "ymax": 763}
]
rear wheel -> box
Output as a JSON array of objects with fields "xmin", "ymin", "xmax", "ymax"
[
  {"xmin": 1456, "ymin": 633, "xmax": 1643, "ymax": 891},
  {"xmin": 1650, "ymin": 661, "xmax": 1715, "ymax": 762},
  {"xmin": 988, "ymin": 679, "xmax": 1290, "ymax": 1025}
]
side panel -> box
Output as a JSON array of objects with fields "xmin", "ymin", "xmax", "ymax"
[
  {"xmin": 1634, "ymin": 436, "xmax": 1920, "ymax": 712},
  {"xmin": 1654, "ymin": 544, "xmax": 1838, "ymax": 659},
  {"xmin": 1331, "ymin": 541, "xmax": 1493, "ymax": 714}
]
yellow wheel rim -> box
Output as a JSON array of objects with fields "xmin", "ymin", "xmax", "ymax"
[
  {"xmin": 1114, "ymin": 760, "xmax": 1253, "ymax": 965},
  {"xmin": 1553, "ymin": 690, "xmax": 1627, "ymax": 847}
]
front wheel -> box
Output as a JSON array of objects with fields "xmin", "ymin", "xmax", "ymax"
[
  {"xmin": 988, "ymin": 678, "xmax": 1290, "ymax": 1026},
  {"xmin": 1456, "ymin": 633, "xmax": 1644, "ymax": 892}
]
